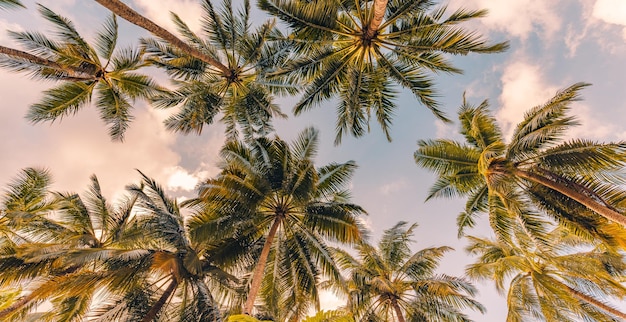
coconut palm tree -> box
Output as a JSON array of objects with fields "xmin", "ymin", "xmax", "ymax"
[
  {"xmin": 95, "ymin": 0, "xmax": 294, "ymax": 140},
  {"xmin": 0, "ymin": 169, "xmax": 229, "ymax": 321},
  {"xmin": 186, "ymin": 127, "xmax": 365, "ymax": 317},
  {"xmin": 466, "ymin": 227, "xmax": 626, "ymax": 321},
  {"xmin": 331, "ymin": 221, "xmax": 485, "ymax": 322},
  {"xmin": 259, "ymin": 0, "xmax": 508, "ymax": 143},
  {"xmin": 0, "ymin": 4, "xmax": 162, "ymax": 140},
  {"xmin": 414, "ymin": 83, "xmax": 626, "ymax": 242}
]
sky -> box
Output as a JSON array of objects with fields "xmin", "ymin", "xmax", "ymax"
[{"xmin": 1, "ymin": 0, "xmax": 626, "ymax": 320}]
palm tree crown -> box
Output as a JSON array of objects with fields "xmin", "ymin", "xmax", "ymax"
[
  {"xmin": 186, "ymin": 127, "xmax": 365, "ymax": 319},
  {"xmin": 261, "ymin": 0, "xmax": 508, "ymax": 143},
  {"xmin": 0, "ymin": 5, "xmax": 161, "ymax": 140},
  {"xmin": 141, "ymin": 0, "xmax": 295, "ymax": 140},
  {"xmin": 466, "ymin": 226, "xmax": 626, "ymax": 321},
  {"xmin": 415, "ymin": 83, "xmax": 626, "ymax": 243},
  {"xmin": 331, "ymin": 221, "xmax": 485, "ymax": 322},
  {"xmin": 0, "ymin": 169, "xmax": 230, "ymax": 321}
]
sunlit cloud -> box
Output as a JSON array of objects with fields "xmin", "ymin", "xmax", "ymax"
[
  {"xmin": 448, "ymin": 0, "xmax": 562, "ymax": 40},
  {"xmin": 593, "ymin": 0, "xmax": 626, "ymax": 40},
  {"xmin": 496, "ymin": 61, "xmax": 558, "ymax": 138}
]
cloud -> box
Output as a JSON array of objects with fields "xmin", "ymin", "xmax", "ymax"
[
  {"xmin": 495, "ymin": 61, "xmax": 615, "ymax": 142},
  {"xmin": 164, "ymin": 166, "xmax": 211, "ymax": 192},
  {"xmin": 496, "ymin": 61, "xmax": 559, "ymax": 138},
  {"xmin": 592, "ymin": 0, "xmax": 626, "ymax": 40},
  {"xmin": 0, "ymin": 71, "xmax": 188, "ymax": 200},
  {"xmin": 132, "ymin": 0, "xmax": 204, "ymax": 33},
  {"xmin": 447, "ymin": 0, "xmax": 562, "ymax": 40}
]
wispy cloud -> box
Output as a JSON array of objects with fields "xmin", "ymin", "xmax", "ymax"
[{"xmin": 133, "ymin": 0, "xmax": 203, "ymax": 33}]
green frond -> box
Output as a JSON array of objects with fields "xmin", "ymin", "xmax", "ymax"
[
  {"xmin": 95, "ymin": 83, "xmax": 133, "ymax": 141},
  {"xmin": 458, "ymin": 98, "xmax": 503, "ymax": 150},
  {"xmin": 27, "ymin": 81, "xmax": 96, "ymax": 123},
  {"xmin": 95, "ymin": 14, "xmax": 118, "ymax": 61},
  {"xmin": 414, "ymin": 139, "xmax": 480, "ymax": 176},
  {"xmin": 258, "ymin": 0, "xmax": 340, "ymax": 40},
  {"xmin": 2, "ymin": 168, "xmax": 53, "ymax": 214},
  {"xmin": 507, "ymin": 82, "xmax": 590, "ymax": 160},
  {"xmin": 0, "ymin": 0, "xmax": 24, "ymax": 10},
  {"xmin": 376, "ymin": 51, "xmax": 446, "ymax": 121},
  {"xmin": 37, "ymin": 4, "xmax": 97, "ymax": 63}
]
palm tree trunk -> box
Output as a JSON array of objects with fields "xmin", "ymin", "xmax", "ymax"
[
  {"xmin": 366, "ymin": 0, "xmax": 388, "ymax": 38},
  {"xmin": 141, "ymin": 277, "xmax": 178, "ymax": 322},
  {"xmin": 93, "ymin": 0, "xmax": 231, "ymax": 76},
  {"xmin": 0, "ymin": 292, "xmax": 36, "ymax": 319},
  {"xmin": 243, "ymin": 218, "xmax": 281, "ymax": 315},
  {"xmin": 514, "ymin": 169, "xmax": 626, "ymax": 226},
  {"xmin": 559, "ymin": 281, "xmax": 626, "ymax": 319},
  {"xmin": 391, "ymin": 299, "xmax": 406, "ymax": 322},
  {"xmin": 0, "ymin": 45, "xmax": 96, "ymax": 80}
]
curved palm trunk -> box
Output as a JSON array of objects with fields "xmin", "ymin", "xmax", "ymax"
[
  {"xmin": 0, "ymin": 293, "xmax": 36, "ymax": 319},
  {"xmin": 0, "ymin": 45, "xmax": 96, "ymax": 80},
  {"xmin": 514, "ymin": 169, "xmax": 626, "ymax": 226},
  {"xmin": 559, "ymin": 281, "xmax": 626, "ymax": 319},
  {"xmin": 391, "ymin": 299, "xmax": 406, "ymax": 322},
  {"xmin": 366, "ymin": 0, "xmax": 388, "ymax": 38},
  {"xmin": 141, "ymin": 277, "xmax": 178, "ymax": 322},
  {"xmin": 93, "ymin": 0, "xmax": 231, "ymax": 76},
  {"xmin": 243, "ymin": 217, "xmax": 282, "ymax": 315}
]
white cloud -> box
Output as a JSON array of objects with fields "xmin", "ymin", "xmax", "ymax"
[
  {"xmin": 447, "ymin": 0, "xmax": 562, "ymax": 40},
  {"xmin": 495, "ymin": 61, "xmax": 616, "ymax": 142},
  {"xmin": 496, "ymin": 61, "xmax": 559, "ymax": 138},
  {"xmin": 164, "ymin": 166, "xmax": 209, "ymax": 192},
  {"xmin": 593, "ymin": 0, "xmax": 626, "ymax": 40},
  {"xmin": 593, "ymin": 0, "xmax": 626, "ymax": 25}
]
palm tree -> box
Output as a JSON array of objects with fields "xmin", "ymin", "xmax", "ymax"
[
  {"xmin": 95, "ymin": 0, "xmax": 294, "ymax": 140},
  {"xmin": 0, "ymin": 169, "xmax": 228, "ymax": 321},
  {"xmin": 466, "ymin": 227, "xmax": 626, "ymax": 321},
  {"xmin": 414, "ymin": 83, "xmax": 626, "ymax": 241},
  {"xmin": 186, "ymin": 127, "xmax": 365, "ymax": 318},
  {"xmin": 260, "ymin": 0, "xmax": 508, "ymax": 143},
  {"xmin": 0, "ymin": 5, "xmax": 162, "ymax": 140},
  {"xmin": 331, "ymin": 221, "xmax": 485, "ymax": 322}
]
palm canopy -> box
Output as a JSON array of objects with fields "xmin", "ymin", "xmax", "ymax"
[
  {"xmin": 466, "ymin": 227, "xmax": 626, "ymax": 321},
  {"xmin": 260, "ymin": 0, "xmax": 508, "ymax": 143},
  {"xmin": 0, "ymin": 169, "xmax": 230, "ymax": 321},
  {"xmin": 186, "ymin": 127, "xmax": 365, "ymax": 318},
  {"xmin": 414, "ymin": 83, "xmax": 626, "ymax": 244},
  {"xmin": 331, "ymin": 221, "xmax": 485, "ymax": 322},
  {"xmin": 142, "ymin": 0, "xmax": 294, "ymax": 140},
  {"xmin": 0, "ymin": 5, "xmax": 162, "ymax": 140}
]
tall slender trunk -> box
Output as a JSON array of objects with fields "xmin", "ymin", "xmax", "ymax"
[
  {"xmin": 243, "ymin": 217, "xmax": 282, "ymax": 315},
  {"xmin": 514, "ymin": 169, "xmax": 626, "ymax": 226},
  {"xmin": 0, "ymin": 292, "xmax": 36, "ymax": 319},
  {"xmin": 391, "ymin": 298, "xmax": 406, "ymax": 322},
  {"xmin": 366, "ymin": 0, "xmax": 388, "ymax": 38},
  {"xmin": 141, "ymin": 277, "xmax": 178, "ymax": 322},
  {"xmin": 0, "ymin": 45, "xmax": 96, "ymax": 80},
  {"xmin": 559, "ymin": 281, "xmax": 626, "ymax": 319},
  {"xmin": 93, "ymin": 0, "xmax": 231, "ymax": 76}
]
